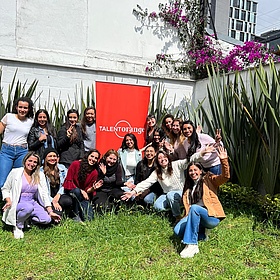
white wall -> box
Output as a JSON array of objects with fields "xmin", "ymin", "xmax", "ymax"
[{"xmin": 0, "ymin": 0, "xmax": 194, "ymax": 110}]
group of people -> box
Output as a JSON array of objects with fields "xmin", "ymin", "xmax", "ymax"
[{"xmin": 0, "ymin": 97, "xmax": 230, "ymax": 259}]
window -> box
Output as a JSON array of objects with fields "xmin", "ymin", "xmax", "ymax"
[
  {"xmin": 230, "ymin": 7, "xmax": 233, "ymax": 17},
  {"xmin": 232, "ymin": 19, "xmax": 235, "ymax": 29},
  {"xmin": 247, "ymin": 12, "xmax": 251, "ymax": 21},
  {"xmin": 235, "ymin": 8, "xmax": 240, "ymax": 19},
  {"xmin": 231, "ymin": 30, "xmax": 236, "ymax": 39},
  {"xmin": 236, "ymin": 20, "xmax": 243, "ymax": 31},
  {"xmin": 246, "ymin": 33, "xmax": 249, "ymax": 41},
  {"xmin": 246, "ymin": 0, "xmax": 251, "ymax": 11},
  {"xmin": 233, "ymin": 0, "xmax": 240, "ymax": 8},
  {"xmin": 241, "ymin": 0, "xmax": 245, "ymax": 9},
  {"xmin": 241, "ymin": 11, "xmax": 246, "ymax": 20},
  {"xmin": 240, "ymin": 32, "xmax": 244, "ymax": 41},
  {"xmin": 252, "ymin": 2, "xmax": 257, "ymax": 12},
  {"xmin": 245, "ymin": 22, "xmax": 248, "ymax": 32}
]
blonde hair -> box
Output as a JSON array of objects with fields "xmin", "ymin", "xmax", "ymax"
[{"xmin": 23, "ymin": 152, "xmax": 41, "ymax": 185}]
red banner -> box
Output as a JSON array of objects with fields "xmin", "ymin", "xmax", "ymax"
[{"xmin": 96, "ymin": 81, "xmax": 150, "ymax": 155}]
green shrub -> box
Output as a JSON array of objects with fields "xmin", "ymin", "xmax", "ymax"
[{"xmin": 219, "ymin": 182, "xmax": 280, "ymax": 227}]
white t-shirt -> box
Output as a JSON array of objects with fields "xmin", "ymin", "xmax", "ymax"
[
  {"xmin": 1, "ymin": 113, "xmax": 33, "ymax": 145},
  {"xmin": 125, "ymin": 149, "xmax": 137, "ymax": 176}
]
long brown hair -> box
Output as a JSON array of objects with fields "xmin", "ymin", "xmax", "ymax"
[
  {"xmin": 78, "ymin": 149, "xmax": 101, "ymax": 184},
  {"xmin": 155, "ymin": 150, "xmax": 173, "ymax": 180},
  {"xmin": 65, "ymin": 109, "xmax": 79, "ymax": 144},
  {"xmin": 183, "ymin": 161, "xmax": 206, "ymax": 204},
  {"xmin": 43, "ymin": 150, "xmax": 60, "ymax": 187}
]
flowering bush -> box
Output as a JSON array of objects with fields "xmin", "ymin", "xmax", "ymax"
[{"xmin": 134, "ymin": 1, "xmax": 279, "ymax": 79}]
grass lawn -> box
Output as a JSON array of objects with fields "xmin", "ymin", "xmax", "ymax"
[{"xmin": 0, "ymin": 207, "xmax": 279, "ymax": 280}]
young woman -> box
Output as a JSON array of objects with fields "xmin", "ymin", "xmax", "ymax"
[
  {"xmin": 81, "ymin": 106, "xmax": 96, "ymax": 151},
  {"xmin": 121, "ymin": 148, "xmax": 213, "ymax": 221},
  {"xmin": 92, "ymin": 149, "xmax": 124, "ymax": 211},
  {"xmin": 63, "ymin": 149, "xmax": 102, "ymax": 221},
  {"xmin": 174, "ymin": 146, "xmax": 230, "ymax": 258},
  {"xmin": 57, "ymin": 109, "xmax": 84, "ymax": 168},
  {"xmin": 133, "ymin": 146, "xmax": 163, "ymax": 205},
  {"xmin": 41, "ymin": 148, "xmax": 72, "ymax": 217},
  {"xmin": 182, "ymin": 120, "xmax": 222, "ymax": 175},
  {"xmin": 161, "ymin": 114, "xmax": 174, "ymax": 141},
  {"xmin": 2, "ymin": 152, "xmax": 61, "ymax": 239},
  {"xmin": 118, "ymin": 133, "xmax": 142, "ymax": 183},
  {"xmin": 0, "ymin": 97, "xmax": 34, "ymax": 191},
  {"xmin": 165, "ymin": 118, "xmax": 186, "ymax": 160},
  {"xmin": 28, "ymin": 109, "xmax": 57, "ymax": 161},
  {"xmin": 151, "ymin": 127, "xmax": 165, "ymax": 153},
  {"xmin": 144, "ymin": 114, "xmax": 158, "ymax": 146}
]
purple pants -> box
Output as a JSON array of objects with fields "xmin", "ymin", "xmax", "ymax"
[{"xmin": 16, "ymin": 199, "xmax": 51, "ymax": 229}]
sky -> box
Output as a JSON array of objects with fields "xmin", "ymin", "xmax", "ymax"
[{"xmin": 256, "ymin": 0, "xmax": 280, "ymax": 35}]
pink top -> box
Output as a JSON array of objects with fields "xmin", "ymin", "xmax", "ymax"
[{"xmin": 183, "ymin": 133, "xmax": 221, "ymax": 168}]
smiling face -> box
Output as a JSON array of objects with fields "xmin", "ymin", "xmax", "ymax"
[
  {"xmin": 188, "ymin": 164, "xmax": 203, "ymax": 181},
  {"xmin": 164, "ymin": 117, "xmax": 173, "ymax": 130},
  {"xmin": 45, "ymin": 152, "xmax": 58, "ymax": 166},
  {"xmin": 85, "ymin": 109, "xmax": 95, "ymax": 124},
  {"xmin": 157, "ymin": 153, "xmax": 169, "ymax": 168},
  {"xmin": 147, "ymin": 117, "xmax": 156, "ymax": 128},
  {"xmin": 182, "ymin": 123, "xmax": 194, "ymax": 138},
  {"xmin": 68, "ymin": 113, "xmax": 78, "ymax": 126},
  {"xmin": 16, "ymin": 101, "xmax": 29, "ymax": 120},
  {"xmin": 172, "ymin": 120, "xmax": 181, "ymax": 135},
  {"xmin": 37, "ymin": 112, "xmax": 48, "ymax": 128},
  {"xmin": 24, "ymin": 155, "xmax": 38, "ymax": 172},
  {"xmin": 125, "ymin": 136, "xmax": 135, "ymax": 149},
  {"xmin": 88, "ymin": 151, "xmax": 100, "ymax": 166},
  {"xmin": 106, "ymin": 153, "xmax": 118, "ymax": 166},
  {"xmin": 145, "ymin": 146, "xmax": 156, "ymax": 160},
  {"xmin": 153, "ymin": 131, "xmax": 161, "ymax": 143}
]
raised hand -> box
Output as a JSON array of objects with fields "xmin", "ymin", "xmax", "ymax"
[
  {"xmin": 99, "ymin": 163, "xmax": 106, "ymax": 174},
  {"xmin": 215, "ymin": 128, "xmax": 222, "ymax": 145},
  {"xmin": 217, "ymin": 146, "xmax": 228, "ymax": 159}
]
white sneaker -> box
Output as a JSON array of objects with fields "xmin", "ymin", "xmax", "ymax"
[
  {"xmin": 180, "ymin": 244, "xmax": 199, "ymax": 258},
  {"xmin": 13, "ymin": 226, "xmax": 24, "ymax": 239}
]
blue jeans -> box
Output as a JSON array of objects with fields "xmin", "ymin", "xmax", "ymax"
[
  {"xmin": 154, "ymin": 190, "xmax": 183, "ymax": 217},
  {"xmin": 143, "ymin": 192, "xmax": 156, "ymax": 205},
  {"xmin": 205, "ymin": 164, "xmax": 221, "ymax": 175},
  {"xmin": 174, "ymin": 204, "xmax": 220, "ymax": 244},
  {"xmin": 0, "ymin": 143, "xmax": 28, "ymax": 188},
  {"xmin": 69, "ymin": 188, "xmax": 93, "ymax": 221}
]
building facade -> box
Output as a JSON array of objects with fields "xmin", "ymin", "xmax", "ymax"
[{"xmin": 207, "ymin": 0, "xmax": 258, "ymax": 43}]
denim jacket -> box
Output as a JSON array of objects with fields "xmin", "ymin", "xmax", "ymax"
[
  {"xmin": 118, "ymin": 148, "xmax": 142, "ymax": 182},
  {"xmin": 40, "ymin": 164, "xmax": 68, "ymax": 201}
]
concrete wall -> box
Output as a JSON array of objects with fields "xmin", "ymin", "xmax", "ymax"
[{"xmin": 0, "ymin": 0, "xmax": 194, "ymax": 110}]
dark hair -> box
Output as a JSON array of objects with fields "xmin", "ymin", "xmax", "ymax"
[
  {"xmin": 170, "ymin": 118, "xmax": 184, "ymax": 145},
  {"xmin": 78, "ymin": 149, "xmax": 101, "ymax": 184},
  {"xmin": 152, "ymin": 127, "xmax": 165, "ymax": 152},
  {"xmin": 65, "ymin": 109, "xmax": 79, "ymax": 144},
  {"xmin": 161, "ymin": 114, "xmax": 174, "ymax": 134},
  {"xmin": 146, "ymin": 114, "xmax": 156, "ymax": 121},
  {"xmin": 81, "ymin": 106, "xmax": 96, "ymax": 136},
  {"xmin": 32, "ymin": 109, "xmax": 57, "ymax": 137},
  {"xmin": 182, "ymin": 120, "xmax": 201, "ymax": 160},
  {"xmin": 183, "ymin": 161, "xmax": 206, "ymax": 205},
  {"xmin": 155, "ymin": 150, "xmax": 173, "ymax": 180},
  {"xmin": 142, "ymin": 145, "xmax": 156, "ymax": 165},
  {"xmin": 121, "ymin": 133, "xmax": 139, "ymax": 151},
  {"xmin": 13, "ymin": 97, "xmax": 34, "ymax": 118}
]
